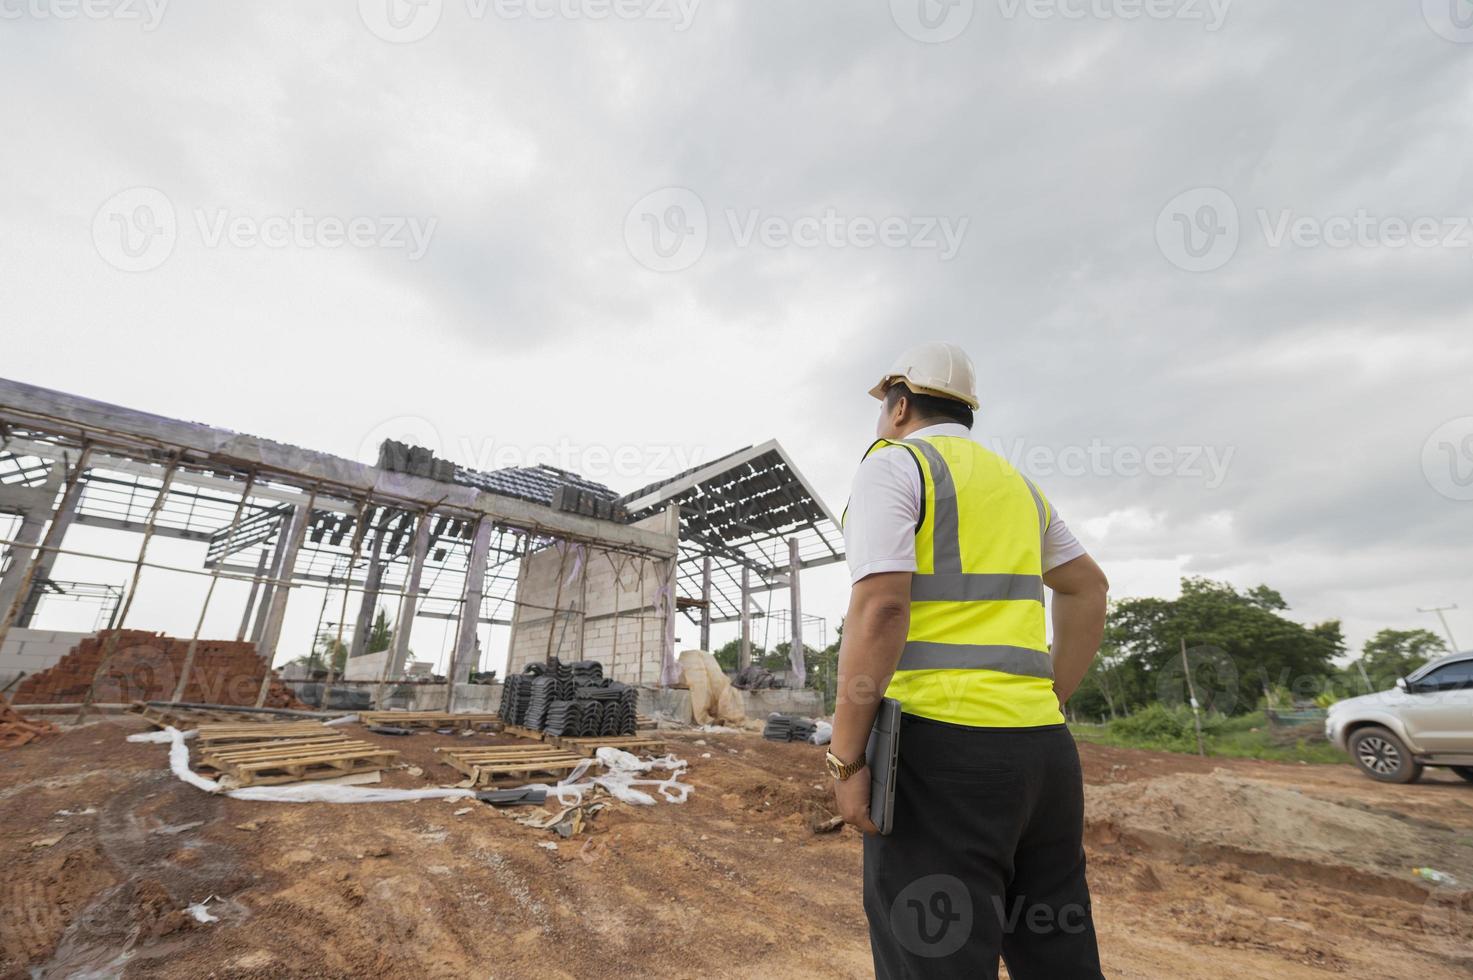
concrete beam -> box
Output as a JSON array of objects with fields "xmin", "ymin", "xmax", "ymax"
[{"xmin": 0, "ymin": 378, "xmax": 676, "ymax": 559}]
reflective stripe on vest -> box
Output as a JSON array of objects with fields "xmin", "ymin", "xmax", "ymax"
[{"xmin": 858, "ymin": 434, "xmax": 1065, "ymax": 728}]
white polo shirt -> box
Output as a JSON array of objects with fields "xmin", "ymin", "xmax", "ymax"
[{"xmin": 844, "ymin": 422, "xmax": 1086, "ymax": 584}]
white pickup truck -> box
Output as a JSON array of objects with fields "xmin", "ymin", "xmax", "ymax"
[{"xmin": 1326, "ymin": 652, "xmax": 1473, "ymax": 784}]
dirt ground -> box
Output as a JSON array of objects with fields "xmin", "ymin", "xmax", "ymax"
[{"xmin": 1, "ymin": 716, "xmax": 1470, "ymax": 979}]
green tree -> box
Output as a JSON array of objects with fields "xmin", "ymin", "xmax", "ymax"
[
  {"xmin": 1103, "ymin": 577, "xmax": 1342, "ymax": 715},
  {"xmin": 1356, "ymin": 628, "xmax": 1446, "ymax": 691},
  {"xmin": 714, "ymin": 637, "xmax": 764, "ymax": 672},
  {"xmin": 366, "ymin": 607, "xmax": 393, "ymax": 654}
]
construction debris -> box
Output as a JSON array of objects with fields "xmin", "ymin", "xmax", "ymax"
[
  {"xmin": 763, "ymin": 714, "xmax": 818, "ymax": 743},
  {"xmin": 0, "ymin": 703, "xmax": 59, "ymax": 748},
  {"xmin": 435, "ymin": 744, "xmax": 590, "ymax": 787}
]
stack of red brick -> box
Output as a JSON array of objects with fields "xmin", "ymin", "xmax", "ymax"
[{"xmin": 11, "ymin": 629, "xmax": 304, "ymax": 708}]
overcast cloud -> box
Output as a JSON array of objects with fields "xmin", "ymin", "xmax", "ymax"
[{"xmin": 3, "ymin": 0, "xmax": 1471, "ymax": 664}]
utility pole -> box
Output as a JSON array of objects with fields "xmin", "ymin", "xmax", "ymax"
[
  {"xmin": 1181, "ymin": 638, "xmax": 1206, "ymax": 758},
  {"xmin": 1417, "ymin": 604, "xmax": 1461, "ymax": 652}
]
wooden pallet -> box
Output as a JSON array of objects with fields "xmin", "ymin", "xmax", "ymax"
[
  {"xmin": 358, "ymin": 711, "xmax": 501, "ymax": 730},
  {"xmin": 194, "ymin": 721, "xmax": 340, "ymax": 745},
  {"xmin": 435, "ymin": 745, "xmax": 588, "ymax": 786},
  {"xmin": 636, "ymin": 715, "xmax": 657, "ymax": 730},
  {"xmin": 501, "ymin": 724, "xmax": 546, "ymax": 742},
  {"xmin": 199, "ymin": 738, "xmax": 399, "ymax": 786},
  {"xmin": 129, "ymin": 702, "xmax": 274, "ymax": 730},
  {"xmin": 548, "ymin": 734, "xmax": 667, "ymax": 757},
  {"xmin": 197, "ymin": 733, "xmax": 351, "ymax": 761}
]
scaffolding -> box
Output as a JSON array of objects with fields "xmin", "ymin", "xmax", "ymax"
[{"xmin": 0, "ymin": 377, "xmax": 844, "ymax": 712}]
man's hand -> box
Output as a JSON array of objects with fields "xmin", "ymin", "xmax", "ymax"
[{"xmin": 833, "ymin": 769, "xmax": 879, "ymax": 834}]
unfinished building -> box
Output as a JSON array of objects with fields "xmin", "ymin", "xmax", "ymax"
[{"xmin": 0, "ymin": 378, "xmax": 843, "ymax": 718}]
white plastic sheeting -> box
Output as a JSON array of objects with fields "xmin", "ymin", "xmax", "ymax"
[
  {"xmin": 133, "ymin": 726, "xmax": 476, "ymax": 804},
  {"xmin": 129, "ymin": 727, "xmax": 693, "ymax": 808},
  {"xmin": 507, "ymin": 747, "xmax": 692, "ymax": 807}
]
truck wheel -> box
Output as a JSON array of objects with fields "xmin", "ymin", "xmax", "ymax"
[
  {"xmin": 1349, "ymin": 727, "xmax": 1422, "ymax": 784},
  {"xmin": 1452, "ymin": 766, "xmax": 1473, "ymax": 784}
]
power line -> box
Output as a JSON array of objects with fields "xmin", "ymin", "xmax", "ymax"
[{"xmin": 1417, "ymin": 603, "xmax": 1461, "ymax": 652}]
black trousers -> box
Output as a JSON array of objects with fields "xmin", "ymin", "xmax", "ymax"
[{"xmin": 863, "ymin": 716, "xmax": 1103, "ymax": 980}]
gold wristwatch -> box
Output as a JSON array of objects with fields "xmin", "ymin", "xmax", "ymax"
[{"xmin": 826, "ymin": 751, "xmax": 866, "ymax": 781}]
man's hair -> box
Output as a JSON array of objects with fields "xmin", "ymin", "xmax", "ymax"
[{"xmin": 884, "ymin": 383, "xmax": 974, "ymax": 428}]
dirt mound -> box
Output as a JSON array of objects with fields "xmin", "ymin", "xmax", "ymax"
[{"xmin": 1086, "ymin": 769, "xmax": 1473, "ymax": 894}]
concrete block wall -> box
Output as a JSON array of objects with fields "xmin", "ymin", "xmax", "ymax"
[
  {"xmin": 507, "ymin": 510, "xmax": 677, "ymax": 686},
  {"xmin": 0, "ymin": 628, "xmax": 90, "ymax": 690}
]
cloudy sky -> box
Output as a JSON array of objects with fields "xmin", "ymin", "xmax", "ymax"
[{"xmin": 3, "ymin": 0, "xmax": 1472, "ymax": 667}]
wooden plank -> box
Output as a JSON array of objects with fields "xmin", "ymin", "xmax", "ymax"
[
  {"xmin": 501, "ymin": 724, "xmax": 545, "ymax": 742},
  {"xmin": 198, "ymin": 734, "xmax": 350, "ymax": 756},
  {"xmin": 432, "ymin": 745, "xmax": 568, "ymax": 759},
  {"xmin": 208, "ymin": 744, "xmax": 393, "ymax": 767},
  {"xmin": 551, "ymin": 735, "xmax": 667, "ymax": 757},
  {"xmin": 230, "ymin": 755, "xmax": 393, "ymax": 787},
  {"xmin": 358, "ymin": 711, "xmax": 501, "ymax": 730},
  {"xmin": 195, "ymin": 722, "xmax": 336, "ymax": 744}
]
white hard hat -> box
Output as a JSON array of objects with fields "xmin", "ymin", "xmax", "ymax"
[{"xmin": 868, "ymin": 342, "xmax": 980, "ymax": 411}]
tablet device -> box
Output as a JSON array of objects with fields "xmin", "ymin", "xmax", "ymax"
[{"xmin": 866, "ymin": 697, "xmax": 901, "ymax": 835}]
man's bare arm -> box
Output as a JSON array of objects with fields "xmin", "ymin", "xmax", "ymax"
[
  {"xmin": 830, "ymin": 572, "xmax": 910, "ymax": 833},
  {"xmin": 1043, "ymin": 554, "xmax": 1109, "ymax": 705}
]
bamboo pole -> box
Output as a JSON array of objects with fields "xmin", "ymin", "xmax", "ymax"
[
  {"xmin": 172, "ymin": 471, "xmax": 256, "ymax": 702},
  {"xmin": 77, "ymin": 457, "xmax": 179, "ymax": 724}
]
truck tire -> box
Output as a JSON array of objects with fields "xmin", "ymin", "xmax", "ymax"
[
  {"xmin": 1349, "ymin": 726, "xmax": 1422, "ymax": 784},
  {"xmin": 1452, "ymin": 766, "xmax": 1473, "ymax": 783}
]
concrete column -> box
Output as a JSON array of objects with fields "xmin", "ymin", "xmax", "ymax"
[
  {"xmin": 699, "ymin": 554, "xmax": 712, "ymax": 652},
  {"xmin": 788, "ymin": 537, "xmax": 805, "ymax": 687},
  {"xmin": 0, "ymin": 511, "xmax": 45, "ymax": 624},
  {"xmin": 253, "ymin": 503, "xmax": 310, "ymax": 695},
  {"xmin": 386, "ymin": 512, "xmax": 431, "ymax": 681},
  {"xmin": 236, "ymin": 549, "xmax": 270, "ymax": 641},
  {"xmin": 348, "ymin": 538, "xmax": 384, "ymax": 660},
  {"xmin": 446, "ymin": 518, "xmax": 492, "ymax": 711},
  {"xmin": 250, "ymin": 533, "xmax": 288, "ymax": 646},
  {"xmin": 739, "ymin": 564, "xmax": 751, "ymax": 671},
  {"xmin": 3, "ymin": 461, "xmax": 71, "ymax": 627},
  {"xmin": 658, "ymin": 505, "xmax": 682, "ymax": 687},
  {"xmin": 0, "ymin": 450, "xmax": 90, "ymax": 654}
]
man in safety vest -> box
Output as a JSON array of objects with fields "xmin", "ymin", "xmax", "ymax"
[{"xmin": 829, "ymin": 342, "xmax": 1109, "ymax": 979}]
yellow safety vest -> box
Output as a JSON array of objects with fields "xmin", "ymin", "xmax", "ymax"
[{"xmin": 852, "ymin": 434, "xmax": 1064, "ymax": 728}]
